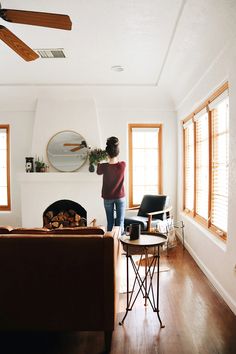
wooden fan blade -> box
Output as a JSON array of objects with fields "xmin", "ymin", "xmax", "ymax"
[
  {"xmin": 70, "ymin": 147, "xmax": 81, "ymax": 152},
  {"xmin": 0, "ymin": 25, "xmax": 39, "ymax": 61},
  {"xmin": 64, "ymin": 144, "xmax": 80, "ymax": 146},
  {"xmin": 1, "ymin": 9, "xmax": 72, "ymax": 30},
  {"xmin": 63, "ymin": 144, "xmax": 82, "ymax": 152}
]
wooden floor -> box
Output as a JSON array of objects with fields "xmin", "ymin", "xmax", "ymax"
[{"xmin": 1, "ymin": 242, "xmax": 236, "ymax": 354}]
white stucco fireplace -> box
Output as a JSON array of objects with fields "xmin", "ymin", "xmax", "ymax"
[
  {"xmin": 18, "ymin": 96, "xmax": 107, "ymax": 228},
  {"xmin": 19, "ymin": 172, "xmax": 105, "ymax": 228}
]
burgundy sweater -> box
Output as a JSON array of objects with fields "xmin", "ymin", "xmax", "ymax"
[{"xmin": 97, "ymin": 161, "xmax": 126, "ymax": 199}]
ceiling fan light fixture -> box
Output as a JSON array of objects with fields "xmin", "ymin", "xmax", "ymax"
[{"xmin": 111, "ymin": 65, "xmax": 124, "ymax": 72}]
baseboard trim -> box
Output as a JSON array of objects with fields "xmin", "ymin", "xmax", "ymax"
[{"xmin": 176, "ymin": 234, "xmax": 236, "ymax": 315}]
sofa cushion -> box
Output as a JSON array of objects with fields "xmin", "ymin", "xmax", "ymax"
[
  {"xmin": 51, "ymin": 226, "xmax": 105, "ymax": 235},
  {"xmin": 11, "ymin": 227, "xmax": 51, "ymax": 234},
  {"xmin": 1, "ymin": 225, "xmax": 105, "ymax": 236}
]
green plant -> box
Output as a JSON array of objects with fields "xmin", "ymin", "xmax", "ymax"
[
  {"xmin": 35, "ymin": 156, "xmax": 48, "ymax": 171},
  {"xmin": 89, "ymin": 149, "xmax": 108, "ymax": 166}
]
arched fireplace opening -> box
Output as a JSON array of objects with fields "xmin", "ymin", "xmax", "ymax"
[{"xmin": 43, "ymin": 199, "xmax": 87, "ymax": 229}]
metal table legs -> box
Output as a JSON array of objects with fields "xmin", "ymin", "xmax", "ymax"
[{"xmin": 119, "ymin": 245, "xmax": 165, "ymax": 328}]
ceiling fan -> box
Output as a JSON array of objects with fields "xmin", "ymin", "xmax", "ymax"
[{"xmin": 0, "ymin": 2, "xmax": 72, "ymax": 61}]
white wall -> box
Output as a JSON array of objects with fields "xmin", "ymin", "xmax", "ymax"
[
  {"xmin": 0, "ymin": 110, "xmax": 35, "ymax": 226},
  {"xmin": 176, "ymin": 37, "xmax": 236, "ymax": 315},
  {"xmin": 31, "ymin": 96, "xmax": 102, "ymax": 170},
  {"xmin": 0, "ymin": 86, "xmax": 177, "ymax": 228}
]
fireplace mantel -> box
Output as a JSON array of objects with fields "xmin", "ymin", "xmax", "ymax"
[
  {"xmin": 18, "ymin": 172, "xmax": 101, "ymax": 182},
  {"xmin": 18, "ymin": 172, "xmax": 105, "ymax": 228}
]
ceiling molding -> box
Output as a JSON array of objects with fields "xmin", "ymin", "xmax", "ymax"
[
  {"xmin": 0, "ymin": 83, "xmax": 158, "ymax": 87},
  {"xmin": 155, "ymin": 0, "xmax": 187, "ymax": 87},
  {"xmin": 175, "ymin": 39, "xmax": 231, "ymax": 111}
]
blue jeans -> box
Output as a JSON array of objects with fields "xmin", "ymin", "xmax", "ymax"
[{"xmin": 104, "ymin": 197, "xmax": 126, "ymax": 233}]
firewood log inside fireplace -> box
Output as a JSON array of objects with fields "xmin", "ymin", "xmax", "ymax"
[{"xmin": 43, "ymin": 209, "xmax": 86, "ymax": 229}]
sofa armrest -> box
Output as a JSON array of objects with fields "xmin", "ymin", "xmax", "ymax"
[
  {"xmin": 0, "ymin": 225, "xmax": 14, "ymax": 234},
  {"xmin": 103, "ymin": 227, "xmax": 121, "ymax": 329}
]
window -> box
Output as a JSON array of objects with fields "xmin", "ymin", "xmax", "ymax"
[
  {"xmin": 210, "ymin": 95, "xmax": 229, "ymax": 236},
  {"xmin": 128, "ymin": 124, "xmax": 162, "ymax": 207},
  {"xmin": 183, "ymin": 83, "xmax": 229, "ymax": 239},
  {"xmin": 195, "ymin": 109, "xmax": 209, "ymax": 221},
  {"xmin": 183, "ymin": 119, "xmax": 194, "ymax": 214},
  {"xmin": 0, "ymin": 125, "xmax": 11, "ymax": 211}
]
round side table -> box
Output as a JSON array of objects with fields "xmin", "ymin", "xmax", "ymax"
[{"xmin": 119, "ymin": 234, "xmax": 167, "ymax": 328}]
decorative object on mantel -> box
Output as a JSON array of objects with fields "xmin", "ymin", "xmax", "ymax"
[
  {"xmin": 35, "ymin": 156, "xmax": 48, "ymax": 172},
  {"xmin": 88, "ymin": 148, "xmax": 108, "ymax": 172},
  {"xmin": 25, "ymin": 157, "xmax": 34, "ymax": 173},
  {"xmin": 47, "ymin": 130, "xmax": 89, "ymax": 172}
]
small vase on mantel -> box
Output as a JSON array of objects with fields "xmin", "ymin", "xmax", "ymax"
[
  {"xmin": 35, "ymin": 156, "xmax": 48, "ymax": 172},
  {"xmin": 89, "ymin": 164, "xmax": 95, "ymax": 173}
]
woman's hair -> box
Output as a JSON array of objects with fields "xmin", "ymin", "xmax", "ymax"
[{"xmin": 106, "ymin": 136, "xmax": 120, "ymax": 158}]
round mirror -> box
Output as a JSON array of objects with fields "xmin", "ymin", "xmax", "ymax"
[{"xmin": 47, "ymin": 131, "xmax": 89, "ymax": 172}]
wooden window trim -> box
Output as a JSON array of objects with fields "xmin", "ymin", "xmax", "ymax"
[
  {"xmin": 182, "ymin": 82, "xmax": 229, "ymax": 123},
  {"xmin": 128, "ymin": 123, "xmax": 163, "ymax": 207},
  {"xmin": 209, "ymin": 225, "xmax": 227, "ymax": 241},
  {"xmin": 194, "ymin": 214, "xmax": 208, "ymax": 227},
  {"xmin": 182, "ymin": 82, "xmax": 229, "ymax": 241},
  {"xmin": 194, "ymin": 111, "xmax": 209, "ymax": 222},
  {"xmin": 182, "ymin": 113, "xmax": 194, "ymax": 125},
  {"xmin": 183, "ymin": 120, "xmax": 194, "ymax": 215},
  {"xmin": 0, "ymin": 124, "xmax": 11, "ymax": 211},
  {"xmin": 183, "ymin": 125, "xmax": 186, "ymax": 211},
  {"xmin": 208, "ymin": 109, "xmax": 213, "ymax": 229},
  {"xmin": 193, "ymin": 120, "xmax": 197, "ymax": 217}
]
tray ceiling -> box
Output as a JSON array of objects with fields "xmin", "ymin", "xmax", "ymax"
[{"xmin": 0, "ymin": 0, "xmax": 236, "ymax": 106}]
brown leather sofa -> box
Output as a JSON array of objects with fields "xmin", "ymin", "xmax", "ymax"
[{"xmin": 0, "ymin": 226, "xmax": 121, "ymax": 351}]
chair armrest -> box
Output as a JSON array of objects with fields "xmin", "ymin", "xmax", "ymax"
[
  {"xmin": 146, "ymin": 207, "xmax": 172, "ymax": 232},
  {"xmin": 146, "ymin": 206, "xmax": 172, "ymax": 217},
  {"xmin": 126, "ymin": 206, "xmax": 140, "ymax": 211}
]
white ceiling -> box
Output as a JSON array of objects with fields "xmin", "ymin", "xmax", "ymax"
[{"xmin": 0, "ymin": 0, "xmax": 236, "ymax": 107}]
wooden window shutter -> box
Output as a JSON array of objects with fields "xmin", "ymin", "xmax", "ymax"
[
  {"xmin": 195, "ymin": 110, "xmax": 209, "ymax": 221},
  {"xmin": 210, "ymin": 96, "xmax": 229, "ymax": 237},
  {"xmin": 183, "ymin": 120, "xmax": 194, "ymax": 213}
]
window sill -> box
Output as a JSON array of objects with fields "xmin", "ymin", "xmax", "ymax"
[{"xmin": 180, "ymin": 211, "xmax": 227, "ymax": 252}]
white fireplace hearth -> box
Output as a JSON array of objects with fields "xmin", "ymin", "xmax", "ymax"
[{"xmin": 18, "ymin": 172, "xmax": 105, "ymax": 228}]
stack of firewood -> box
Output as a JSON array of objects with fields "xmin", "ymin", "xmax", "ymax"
[{"xmin": 43, "ymin": 209, "xmax": 86, "ymax": 229}]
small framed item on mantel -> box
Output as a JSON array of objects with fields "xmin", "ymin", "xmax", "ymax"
[{"xmin": 25, "ymin": 157, "xmax": 34, "ymax": 173}]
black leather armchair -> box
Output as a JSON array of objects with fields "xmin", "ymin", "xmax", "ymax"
[{"xmin": 124, "ymin": 194, "xmax": 172, "ymax": 232}]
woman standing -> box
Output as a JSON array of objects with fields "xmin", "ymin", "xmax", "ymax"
[{"xmin": 97, "ymin": 136, "xmax": 126, "ymax": 233}]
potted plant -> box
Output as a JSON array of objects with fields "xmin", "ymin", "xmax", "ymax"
[
  {"xmin": 35, "ymin": 156, "xmax": 48, "ymax": 172},
  {"xmin": 88, "ymin": 148, "xmax": 108, "ymax": 172}
]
